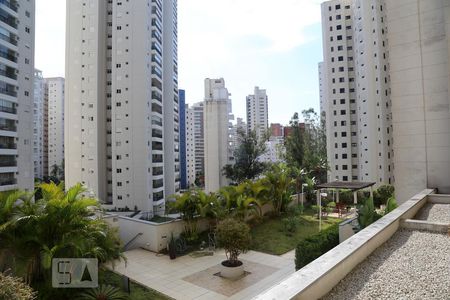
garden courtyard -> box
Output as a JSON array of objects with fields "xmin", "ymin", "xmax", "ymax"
[
  {"xmin": 106, "ymin": 248, "xmax": 294, "ymax": 300},
  {"xmin": 105, "ymin": 208, "xmax": 347, "ymax": 299}
]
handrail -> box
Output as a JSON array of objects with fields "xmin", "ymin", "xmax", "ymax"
[{"xmin": 123, "ymin": 232, "xmax": 143, "ymax": 251}]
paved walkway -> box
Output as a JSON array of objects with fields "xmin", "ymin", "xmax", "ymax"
[{"xmin": 105, "ymin": 248, "xmax": 295, "ymax": 300}]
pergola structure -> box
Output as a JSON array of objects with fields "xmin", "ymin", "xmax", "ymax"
[{"xmin": 314, "ymin": 181, "xmax": 376, "ymax": 230}]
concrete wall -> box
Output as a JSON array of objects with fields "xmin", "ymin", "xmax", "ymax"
[
  {"xmin": 386, "ymin": 0, "xmax": 450, "ymax": 202},
  {"xmin": 254, "ymin": 189, "xmax": 434, "ymax": 300},
  {"xmin": 106, "ymin": 215, "xmax": 209, "ymax": 253}
]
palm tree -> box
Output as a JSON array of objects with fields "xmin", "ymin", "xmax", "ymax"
[
  {"xmin": 77, "ymin": 284, "xmax": 127, "ymax": 300},
  {"xmin": 261, "ymin": 165, "xmax": 295, "ymax": 215},
  {"xmin": 218, "ymin": 184, "xmax": 263, "ymax": 220},
  {"xmin": 170, "ymin": 189, "xmax": 204, "ymax": 241},
  {"xmin": 0, "ymin": 183, "xmax": 123, "ymax": 285}
]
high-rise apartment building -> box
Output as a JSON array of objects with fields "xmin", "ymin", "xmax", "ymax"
[
  {"xmin": 65, "ymin": 0, "xmax": 179, "ymax": 214},
  {"xmin": 318, "ymin": 62, "xmax": 327, "ymax": 118},
  {"xmin": 33, "ymin": 70, "xmax": 44, "ymax": 180},
  {"xmin": 179, "ymin": 89, "xmax": 195, "ymax": 189},
  {"xmin": 0, "ymin": 0, "xmax": 35, "ymax": 192},
  {"xmin": 46, "ymin": 77, "xmax": 65, "ymax": 174},
  {"xmin": 321, "ymin": 0, "xmax": 393, "ymax": 185},
  {"xmin": 246, "ymin": 86, "xmax": 268, "ymax": 140},
  {"xmin": 385, "ymin": 0, "xmax": 450, "ymax": 202},
  {"xmin": 43, "ymin": 81, "xmax": 49, "ymax": 177},
  {"xmin": 192, "ymin": 102, "xmax": 204, "ymax": 182},
  {"xmin": 185, "ymin": 105, "xmax": 196, "ymax": 188},
  {"xmin": 204, "ymin": 78, "xmax": 232, "ymax": 193}
]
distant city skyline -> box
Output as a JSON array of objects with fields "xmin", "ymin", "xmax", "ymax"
[{"xmin": 35, "ymin": 0, "xmax": 324, "ymax": 125}]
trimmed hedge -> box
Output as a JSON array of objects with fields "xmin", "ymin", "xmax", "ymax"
[{"xmin": 295, "ymin": 224, "xmax": 339, "ymax": 270}]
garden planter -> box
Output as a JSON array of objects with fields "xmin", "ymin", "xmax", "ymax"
[{"xmin": 220, "ymin": 260, "xmax": 244, "ymax": 279}]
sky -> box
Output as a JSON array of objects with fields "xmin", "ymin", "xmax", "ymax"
[{"xmin": 36, "ymin": 0, "xmax": 324, "ymax": 125}]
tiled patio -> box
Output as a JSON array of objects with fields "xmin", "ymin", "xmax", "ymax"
[{"xmin": 105, "ymin": 248, "xmax": 295, "ymax": 299}]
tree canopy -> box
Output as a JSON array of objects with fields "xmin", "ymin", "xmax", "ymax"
[{"xmin": 223, "ymin": 128, "xmax": 268, "ymax": 184}]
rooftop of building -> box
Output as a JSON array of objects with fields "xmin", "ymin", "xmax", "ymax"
[{"xmin": 255, "ymin": 190, "xmax": 450, "ymax": 300}]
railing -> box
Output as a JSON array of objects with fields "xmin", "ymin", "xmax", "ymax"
[
  {"xmin": 0, "ymin": 0, "xmax": 18, "ymax": 12},
  {"xmin": 0, "ymin": 105, "xmax": 15, "ymax": 114},
  {"xmin": 122, "ymin": 232, "xmax": 143, "ymax": 251},
  {"xmin": 0, "ymin": 31, "xmax": 16, "ymax": 46},
  {"xmin": 152, "ymin": 91, "xmax": 162, "ymax": 102},
  {"xmin": 0, "ymin": 14, "xmax": 17, "ymax": 29},
  {"xmin": 0, "ymin": 50, "xmax": 16, "ymax": 63},
  {"xmin": 0, "ymin": 178, "xmax": 16, "ymax": 186},
  {"xmin": 0, "ymin": 159, "xmax": 16, "ymax": 167},
  {"xmin": 0, "ymin": 124, "xmax": 15, "ymax": 131},
  {"xmin": 0, "ymin": 142, "xmax": 15, "ymax": 149}
]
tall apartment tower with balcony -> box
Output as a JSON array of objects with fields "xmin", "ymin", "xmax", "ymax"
[
  {"xmin": 321, "ymin": 0, "xmax": 393, "ymax": 185},
  {"xmin": 185, "ymin": 104, "xmax": 196, "ymax": 188},
  {"xmin": 318, "ymin": 62, "xmax": 327, "ymax": 118},
  {"xmin": 204, "ymin": 78, "xmax": 232, "ymax": 193},
  {"xmin": 0, "ymin": 0, "xmax": 34, "ymax": 191},
  {"xmin": 66, "ymin": 0, "xmax": 179, "ymax": 214},
  {"xmin": 46, "ymin": 77, "xmax": 64, "ymax": 174},
  {"xmin": 246, "ymin": 86, "xmax": 268, "ymax": 140},
  {"xmin": 33, "ymin": 69, "xmax": 44, "ymax": 180},
  {"xmin": 192, "ymin": 101, "xmax": 204, "ymax": 183}
]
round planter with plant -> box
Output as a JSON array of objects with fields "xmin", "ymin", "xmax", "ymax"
[{"xmin": 216, "ymin": 218, "xmax": 251, "ymax": 279}]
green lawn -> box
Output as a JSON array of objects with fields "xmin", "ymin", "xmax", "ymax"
[
  {"xmin": 100, "ymin": 269, "xmax": 173, "ymax": 300},
  {"xmin": 250, "ymin": 209, "xmax": 342, "ymax": 255}
]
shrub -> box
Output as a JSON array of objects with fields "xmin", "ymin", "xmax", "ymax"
[
  {"xmin": 357, "ymin": 197, "xmax": 382, "ymax": 229},
  {"xmin": 295, "ymin": 225, "xmax": 339, "ymax": 270},
  {"xmin": 0, "ymin": 272, "xmax": 36, "ymax": 300},
  {"xmin": 216, "ymin": 218, "xmax": 251, "ymax": 266},
  {"xmin": 373, "ymin": 184, "xmax": 395, "ymax": 207},
  {"xmin": 384, "ymin": 196, "xmax": 398, "ymax": 215},
  {"xmin": 282, "ymin": 216, "xmax": 299, "ymax": 234}
]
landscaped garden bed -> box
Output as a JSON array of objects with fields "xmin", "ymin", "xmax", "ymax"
[{"xmin": 250, "ymin": 208, "xmax": 342, "ymax": 255}]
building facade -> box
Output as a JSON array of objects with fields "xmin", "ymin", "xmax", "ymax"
[
  {"xmin": 246, "ymin": 86, "xmax": 268, "ymax": 140},
  {"xmin": 385, "ymin": 0, "xmax": 450, "ymax": 202},
  {"xmin": 204, "ymin": 78, "xmax": 232, "ymax": 193},
  {"xmin": 318, "ymin": 61, "xmax": 327, "ymax": 118},
  {"xmin": 192, "ymin": 101, "xmax": 204, "ymax": 184},
  {"xmin": 45, "ymin": 77, "xmax": 65, "ymax": 175},
  {"xmin": 321, "ymin": 0, "xmax": 393, "ymax": 185},
  {"xmin": 33, "ymin": 69, "xmax": 44, "ymax": 179},
  {"xmin": 185, "ymin": 104, "xmax": 196, "ymax": 188},
  {"xmin": 65, "ymin": 0, "xmax": 179, "ymax": 213},
  {"xmin": 0, "ymin": 0, "xmax": 35, "ymax": 191}
]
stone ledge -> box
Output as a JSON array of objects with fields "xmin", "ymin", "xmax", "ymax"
[{"xmin": 401, "ymin": 219, "xmax": 449, "ymax": 233}]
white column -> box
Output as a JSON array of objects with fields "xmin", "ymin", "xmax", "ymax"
[{"xmin": 353, "ymin": 191, "xmax": 358, "ymax": 204}]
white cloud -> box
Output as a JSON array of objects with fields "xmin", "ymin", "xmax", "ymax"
[{"xmin": 178, "ymin": 0, "xmax": 323, "ymax": 122}]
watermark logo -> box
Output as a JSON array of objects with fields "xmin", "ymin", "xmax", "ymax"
[{"xmin": 52, "ymin": 258, "xmax": 98, "ymax": 288}]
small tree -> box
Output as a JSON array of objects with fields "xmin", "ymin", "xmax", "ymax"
[
  {"xmin": 223, "ymin": 128, "xmax": 268, "ymax": 184},
  {"xmin": 384, "ymin": 196, "xmax": 398, "ymax": 215},
  {"xmin": 216, "ymin": 218, "xmax": 251, "ymax": 266}
]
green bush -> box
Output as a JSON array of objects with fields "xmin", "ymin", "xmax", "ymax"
[
  {"xmin": 282, "ymin": 216, "xmax": 299, "ymax": 234},
  {"xmin": 384, "ymin": 196, "xmax": 398, "ymax": 215},
  {"xmin": 357, "ymin": 197, "xmax": 382, "ymax": 229},
  {"xmin": 295, "ymin": 225, "xmax": 339, "ymax": 270},
  {"xmin": 373, "ymin": 184, "xmax": 395, "ymax": 207}
]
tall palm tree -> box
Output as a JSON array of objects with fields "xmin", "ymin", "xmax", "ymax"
[{"xmin": 261, "ymin": 165, "xmax": 295, "ymax": 215}]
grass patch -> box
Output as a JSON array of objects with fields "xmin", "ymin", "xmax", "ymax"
[
  {"xmin": 100, "ymin": 268, "xmax": 173, "ymax": 300},
  {"xmin": 250, "ymin": 209, "xmax": 342, "ymax": 255}
]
